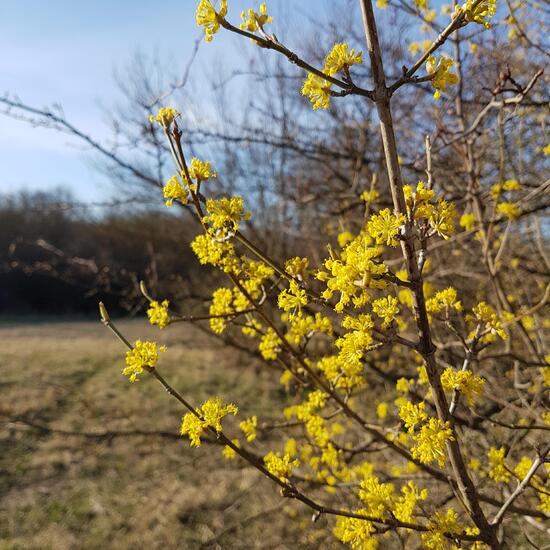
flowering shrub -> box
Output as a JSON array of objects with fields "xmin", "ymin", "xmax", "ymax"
[{"xmin": 100, "ymin": 1, "xmax": 549, "ymax": 548}]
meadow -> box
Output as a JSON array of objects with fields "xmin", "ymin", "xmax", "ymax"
[{"xmin": 0, "ymin": 319, "xmax": 333, "ymax": 549}]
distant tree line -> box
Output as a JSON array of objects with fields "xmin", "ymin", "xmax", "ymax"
[{"xmin": 0, "ymin": 188, "xmax": 212, "ymax": 316}]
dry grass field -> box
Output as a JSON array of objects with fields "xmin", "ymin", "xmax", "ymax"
[{"xmin": 0, "ymin": 319, "xmax": 335, "ymax": 549}]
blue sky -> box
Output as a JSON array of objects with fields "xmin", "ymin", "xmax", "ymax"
[{"xmin": 0, "ymin": 1, "xmax": 328, "ymax": 202}]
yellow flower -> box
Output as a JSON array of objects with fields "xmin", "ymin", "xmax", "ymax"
[
  {"xmin": 123, "ymin": 340, "xmax": 166, "ymax": 382},
  {"xmin": 459, "ymin": 212, "xmax": 476, "ymax": 231},
  {"xmin": 259, "ymin": 328, "xmax": 281, "ymax": 360},
  {"xmin": 203, "ymin": 196, "xmax": 251, "ymax": 235},
  {"xmin": 467, "ymin": 301, "xmax": 507, "ymax": 340},
  {"xmin": 429, "ymin": 199, "xmax": 456, "ymax": 239},
  {"xmin": 458, "ymin": 0, "xmax": 496, "ymax": 29},
  {"xmin": 191, "ymin": 233, "xmax": 238, "ymax": 272},
  {"xmin": 372, "ymin": 295, "xmax": 399, "ymax": 328},
  {"xmin": 323, "ymin": 43, "xmax": 363, "ymax": 76},
  {"xmin": 188, "ymin": 158, "xmax": 216, "ymax": 181},
  {"xmin": 285, "ymin": 256, "xmax": 309, "ymax": 279},
  {"xmin": 264, "ymin": 451, "xmax": 299, "ymax": 481},
  {"xmin": 278, "ymin": 280, "xmax": 308, "ymax": 317},
  {"xmin": 421, "ymin": 508, "xmax": 463, "ymax": 549},
  {"xmin": 301, "ymin": 73, "xmax": 331, "ymax": 110},
  {"xmin": 240, "ymin": 2, "xmax": 272, "ymax": 32},
  {"xmin": 222, "ymin": 438, "xmax": 240, "ymax": 459},
  {"xmin": 514, "ymin": 456, "xmax": 533, "ymax": 479},
  {"xmin": 398, "ymin": 400, "xmax": 427, "ymax": 433},
  {"xmin": 497, "ymin": 202, "xmax": 520, "ymax": 220},
  {"xmin": 488, "ymin": 447, "xmax": 510, "ymax": 482},
  {"xmin": 426, "ymin": 56, "xmax": 459, "ymax": 99},
  {"xmin": 376, "ymin": 0, "xmax": 388, "ymax": 8},
  {"xmin": 411, "ymin": 418, "xmax": 453, "ymax": 466},
  {"xmin": 302, "ymin": 42, "xmax": 361, "ymax": 110},
  {"xmin": 367, "ymin": 209, "xmax": 405, "ymax": 247},
  {"xmin": 394, "ymin": 481, "xmax": 428, "ymax": 523},
  {"xmin": 180, "ymin": 397, "xmax": 238, "ymax": 447},
  {"xmin": 180, "ymin": 413, "xmax": 204, "ymax": 447},
  {"xmin": 441, "ymin": 368, "xmax": 485, "ymax": 405},
  {"xmin": 426, "ymin": 287, "xmax": 462, "ymax": 315},
  {"xmin": 543, "ymin": 143, "xmax": 550, "ymax": 156},
  {"xmin": 163, "ymin": 174, "xmax": 188, "ymax": 207},
  {"xmin": 147, "ymin": 299, "xmax": 170, "ymax": 329},
  {"xmin": 376, "ymin": 402, "xmax": 389, "ymax": 419},
  {"xmin": 408, "ymin": 39, "xmax": 432, "ymax": 56},
  {"xmin": 396, "ymin": 377, "xmax": 411, "ymax": 394},
  {"xmin": 318, "ymin": 233, "xmax": 387, "ymax": 312},
  {"xmin": 209, "ymin": 287, "xmax": 234, "ymax": 333},
  {"xmin": 359, "ymin": 475, "xmax": 395, "ymax": 518},
  {"xmin": 360, "ymin": 189, "xmax": 380, "ymax": 203},
  {"xmin": 503, "ymin": 179, "xmax": 520, "ymax": 192},
  {"xmin": 149, "ymin": 107, "xmax": 180, "ymax": 127},
  {"xmin": 240, "ymin": 415, "xmax": 258, "ymax": 442},
  {"xmin": 337, "ymin": 231, "xmax": 354, "ymax": 248},
  {"xmin": 334, "ymin": 511, "xmax": 377, "ymax": 549},
  {"xmin": 196, "ymin": 0, "xmax": 227, "ymax": 42},
  {"xmin": 404, "ymin": 181, "xmax": 435, "ymax": 219}
]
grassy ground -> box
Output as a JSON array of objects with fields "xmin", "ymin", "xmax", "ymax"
[{"xmin": 0, "ymin": 319, "xmax": 335, "ymax": 549}]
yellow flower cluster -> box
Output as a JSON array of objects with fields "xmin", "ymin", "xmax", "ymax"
[
  {"xmin": 371, "ymin": 295, "xmax": 399, "ymax": 328},
  {"xmin": 196, "ymin": 0, "xmax": 227, "ymax": 42},
  {"xmin": 426, "ymin": 287, "xmax": 462, "ymax": 315},
  {"xmin": 163, "ymin": 174, "xmax": 188, "ymax": 207},
  {"xmin": 222, "ymin": 438, "xmax": 240, "ymax": 459},
  {"xmin": 408, "ymin": 39, "xmax": 432, "ymax": 56},
  {"xmin": 301, "ymin": 74, "xmax": 332, "ymax": 110},
  {"xmin": 208, "ymin": 260, "xmax": 274, "ymax": 333},
  {"xmin": 441, "ymin": 368, "xmax": 485, "ymax": 405},
  {"xmin": 163, "ymin": 160, "xmax": 216, "ymax": 208},
  {"xmin": 188, "ymin": 157, "xmax": 216, "ymax": 182},
  {"xmin": 285, "ymin": 312, "xmax": 332, "ymax": 345},
  {"xmin": 411, "ymin": 418, "xmax": 453, "ymax": 466},
  {"xmin": 323, "ymin": 43, "xmax": 363, "ymax": 76},
  {"xmin": 302, "ymin": 43, "xmax": 362, "ymax": 110},
  {"xmin": 467, "ymin": 301, "xmax": 507, "ymax": 341},
  {"xmin": 209, "ymin": 288, "xmax": 234, "ymax": 333},
  {"xmin": 334, "ymin": 512, "xmax": 377, "ymax": 550},
  {"xmin": 263, "ymin": 451, "xmax": 299, "ymax": 481},
  {"xmin": 336, "ymin": 314, "xmax": 374, "ymax": 373},
  {"xmin": 284, "ymin": 256, "xmax": 309, "ymax": 279},
  {"xmin": 239, "ymin": 2, "xmax": 272, "ymax": 32},
  {"xmin": 456, "ymin": 0, "xmax": 496, "ymax": 29},
  {"xmin": 367, "ymin": 209, "xmax": 406, "ymax": 247},
  {"xmin": 240, "ymin": 415, "xmax": 258, "ymax": 441},
  {"xmin": 277, "ymin": 279, "xmax": 308, "ymax": 318},
  {"xmin": 180, "ymin": 397, "xmax": 238, "ymax": 447},
  {"xmin": 399, "ymin": 400, "xmax": 427, "ymax": 432},
  {"xmin": 123, "ymin": 340, "xmax": 166, "ymax": 382},
  {"xmin": 149, "ymin": 107, "xmax": 180, "ymax": 127},
  {"xmin": 421, "ymin": 508, "xmax": 463, "ymax": 549},
  {"xmin": 258, "ymin": 328, "xmax": 282, "ymax": 360},
  {"xmin": 191, "ymin": 233, "xmax": 238, "ymax": 272},
  {"xmin": 317, "ymin": 353, "xmax": 365, "ymax": 390},
  {"xmin": 317, "ymin": 233, "xmax": 387, "ymax": 312},
  {"xmin": 203, "ymin": 196, "xmax": 250, "ymax": 236},
  {"xmin": 459, "ymin": 212, "xmax": 476, "ymax": 231},
  {"xmin": 488, "ymin": 447, "xmax": 510, "ymax": 482},
  {"xmin": 399, "ymin": 399, "xmax": 454, "ymax": 467},
  {"xmin": 426, "ymin": 56, "xmax": 459, "ymax": 99},
  {"xmin": 147, "ymin": 299, "xmax": 170, "ymax": 329},
  {"xmin": 403, "ymin": 182, "xmax": 456, "ymax": 239},
  {"xmin": 497, "ymin": 202, "xmax": 520, "ymax": 221}
]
